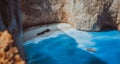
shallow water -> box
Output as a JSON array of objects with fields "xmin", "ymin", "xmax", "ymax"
[{"xmin": 24, "ymin": 30, "xmax": 120, "ymax": 64}]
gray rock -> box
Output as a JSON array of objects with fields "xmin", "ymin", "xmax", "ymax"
[
  {"xmin": 87, "ymin": 48, "xmax": 96, "ymax": 53},
  {"xmin": 21, "ymin": 0, "xmax": 120, "ymax": 31}
]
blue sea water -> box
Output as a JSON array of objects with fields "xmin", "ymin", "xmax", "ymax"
[{"xmin": 24, "ymin": 30, "xmax": 120, "ymax": 64}]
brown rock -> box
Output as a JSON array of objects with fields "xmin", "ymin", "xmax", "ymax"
[
  {"xmin": 118, "ymin": 24, "xmax": 120, "ymax": 30},
  {"xmin": 0, "ymin": 30, "xmax": 25, "ymax": 64},
  {"xmin": 22, "ymin": 0, "xmax": 120, "ymax": 31}
]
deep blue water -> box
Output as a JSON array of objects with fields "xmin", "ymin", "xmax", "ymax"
[{"xmin": 24, "ymin": 30, "xmax": 120, "ymax": 64}]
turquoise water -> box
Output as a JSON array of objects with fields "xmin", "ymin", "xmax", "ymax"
[{"xmin": 24, "ymin": 30, "xmax": 120, "ymax": 64}]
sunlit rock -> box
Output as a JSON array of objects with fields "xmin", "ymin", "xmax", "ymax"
[
  {"xmin": 22, "ymin": 0, "xmax": 120, "ymax": 31},
  {"xmin": 0, "ymin": 30, "xmax": 25, "ymax": 64}
]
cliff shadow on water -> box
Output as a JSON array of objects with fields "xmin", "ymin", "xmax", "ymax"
[{"xmin": 24, "ymin": 25, "xmax": 106, "ymax": 64}]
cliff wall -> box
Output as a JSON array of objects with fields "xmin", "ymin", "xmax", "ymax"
[{"xmin": 22, "ymin": 0, "xmax": 120, "ymax": 31}]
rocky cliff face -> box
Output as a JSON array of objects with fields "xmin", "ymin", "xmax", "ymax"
[
  {"xmin": 116, "ymin": 2, "xmax": 120, "ymax": 30},
  {"xmin": 22, "ymin": 0, "xmax": 120, "ymax": 31}
]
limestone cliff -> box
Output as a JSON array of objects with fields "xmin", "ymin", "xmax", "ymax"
[{"xmin": 22, "ymin": 0, "xmax": 120, "ymax": 31}]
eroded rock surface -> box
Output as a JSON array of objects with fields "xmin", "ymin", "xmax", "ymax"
[
  {"xmin": 22, "ymin": 0, "xmax": 120, "ymax": 31},
  {"xmin": 0, "ymin": 30, "xmax": 25, "ymax": 64}
]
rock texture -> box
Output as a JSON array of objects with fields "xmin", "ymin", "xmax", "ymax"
[
  {"xmin": 0, "ymin": 30, "xmax": 25, "ymax": 64},
  {"xmin": 116, "ymin": 1, "xmax": 120, "ymax": 30},
  {"xmin": 22, "ymin": 0, "xmax": 120, "ymax": 31}
]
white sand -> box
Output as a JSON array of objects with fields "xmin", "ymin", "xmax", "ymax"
[
  {"xmin": 24, "ymin": 23, "xmax": 72, "ymax": 41},
  {"xmin": 24, "ymin": 23, "xmax": 95, "ymax": 49}
]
